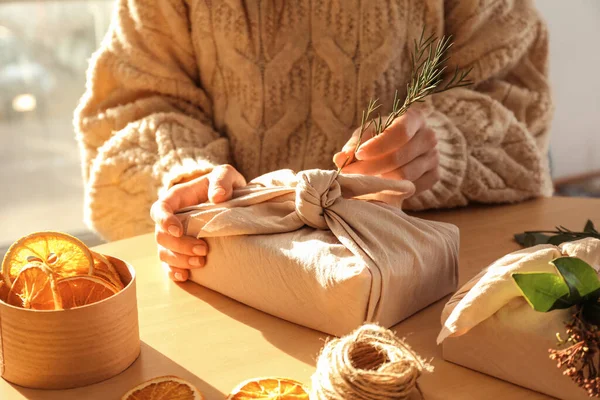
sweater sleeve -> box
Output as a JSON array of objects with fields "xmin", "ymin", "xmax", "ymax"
[
  {"xmin": 404, "ymin": 0, "xmax": 554, "ymax": 210},
  {"xmin": 74, "ymin": 0, "xmax": 230, "ymax": 241}
]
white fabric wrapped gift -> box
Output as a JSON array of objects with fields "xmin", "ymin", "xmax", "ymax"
[{"xmin": 438, "ymin": 238, "xmax": 600, "ymax": 400}]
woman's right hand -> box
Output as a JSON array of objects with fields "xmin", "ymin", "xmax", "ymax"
[{"xmin": 150, "ymin": 165, "xmax": 246, "ymax": 282}]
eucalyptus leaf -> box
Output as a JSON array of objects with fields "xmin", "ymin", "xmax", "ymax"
[
  {"xmin": 514, "ymin": 233, "xmax": 528, "ymax": 246},
  {"xmin": 524, "ymin": 234, "xmax": 537, "ymax": 248},
  {"xmin": 585, "ymin": 220, "xmax": 598, "ymax": 234},
  {"xmin": 552, "ymin": 257, "xmax": 600, "ymax": 299},
  {"xmin": 512, "ymin": 272, "xmax": 572, "ymax": 312},
  {"xmin": 513, "ymin": 219, "xmax": 599, "ymax": 249},
  {"xmin": 547, "ymin": 234, "xmax": 579, "ymax": 246},
  {"xmin": 514, "ymin": 233, "xmax": 551, "ymax": 247}
]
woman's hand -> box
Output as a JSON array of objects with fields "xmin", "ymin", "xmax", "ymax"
[
  {"xmin": 150, "ymin": 165, "xmax": 246, "ymax": 282},
  {"xmin": 333, "ymin": 109, "xmax": 440, "ymax": 194}
]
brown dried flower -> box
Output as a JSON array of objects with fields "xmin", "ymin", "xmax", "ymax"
[{"xmin": 549, "ymin": 306, "xmax": 600, "ymax": 397}]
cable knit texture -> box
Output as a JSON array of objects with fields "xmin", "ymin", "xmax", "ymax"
[{"xmin": 75, "ymin": 0, "xmax": 554, "ymax": 241}]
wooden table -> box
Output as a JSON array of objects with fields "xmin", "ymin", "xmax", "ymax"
[{"xmin": 2, "ymin": 196, "xmax": 599, "ymax": 399}]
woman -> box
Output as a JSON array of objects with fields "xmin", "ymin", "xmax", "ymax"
[{"xmin": 75, "ymin": 0, "xmax": 553, "ymax": 281}]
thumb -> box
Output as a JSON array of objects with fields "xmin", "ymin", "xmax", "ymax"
[
  {"xmin": 208, "ymin": 175, "xmax": 231, "ymax": 204},
  {"xmin": 208, "ymin": 165, "xmax": 245, "ymax": 203},
  {"xmin": 333, "ymin": 135, "xmax": 360, "ymax": 168},
  {"xmin": 333, "ymin": 120, "xmax": 377, "ymax": 168}
]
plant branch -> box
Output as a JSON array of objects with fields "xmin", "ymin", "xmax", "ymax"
[{"xmin": 337, "ymin": 28, "xmax": 472, "ymax": 175}]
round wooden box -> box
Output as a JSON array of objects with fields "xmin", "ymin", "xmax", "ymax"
[{"xmin": 0, "ymin": 255, "xmax": 140, "ymax": 389}]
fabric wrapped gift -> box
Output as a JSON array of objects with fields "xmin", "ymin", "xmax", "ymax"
[
  {"xmin": 176, "ymin": 169, "xmax": 459, "ymax": 336},
  {"xmin": 437, "ymin": 238, "xmax": 600, "ymax": 400}
]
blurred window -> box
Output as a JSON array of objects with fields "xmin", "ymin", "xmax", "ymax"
[{"xmin": 0, "ymin": 0, "xmax": 113, "ymax": 250}]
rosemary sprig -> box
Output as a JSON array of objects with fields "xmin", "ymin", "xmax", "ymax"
[{"xmin": 337, "ymin": 29, "xmax": 472, "ymax": 174}]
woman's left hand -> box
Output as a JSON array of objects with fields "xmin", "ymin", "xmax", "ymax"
[{"xmin": 333, "ymin": 108, "xmax": 440, "ymax": 194}]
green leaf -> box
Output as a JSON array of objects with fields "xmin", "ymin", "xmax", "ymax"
[
  {"xmin": 584, "ymin": 220, "xmax": 598, "ymax": 234},
  {"xmin": 552, "ymin": 257, "xmax": 600, "ymax": 299},
  {"xmin": 514, "ymin": 233, "xmax": 527, "ymax": 246},
  {"xmin": 512, "ymin": 272, "xmax": 572, "ymax": 312}
]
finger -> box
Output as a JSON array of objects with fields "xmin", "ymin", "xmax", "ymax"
[
  {"xmin": 164, "ymin": 175, "xmax": 211, "ymax": 210},
  {"xmin": 413, "ymin": 168, "xmax": 441, "ymax": 194},
  {"xmin": 342, "ymin": 152, "xmax": 401, "ymax": 176},
  {"xmin": 333, "ymin": 124, "xmax": 376, "ymax": 167},
  {"xmin": 155, "ymin": 229, "xmax": 208, "ymax": 256},
  {"xmin": 342, "ymin": 157, "xmax": 389, "ymax": 176},
  {"xmin": 343, "ymin": 128, "xmax": 438, "ymax": 176},
  {"xmin": 333, "ymin": 138, "xmax": 359, "ymax": 167},
  {"xmin": 208, "ymin": 165, "xmax": 246, "ymax": 203},
  {"xmin": 356, "ymin": 109, "xmax": 425, "ymax": 160},
  {"xmin": 333, "ymin": 151, "xmax": 353, "ymax": 169},
  {"xmin": 158, "ymin": 246, "xmax": 206, "ymax": 269},
  {"xmin": 165, "ymin": 263, "xmax": 189, "ymax": 282},
  {"xmin": 379, "ymin": 149, "xmax": 439, "ymax": 182},
  {"xmin": 150, "ymin": 200, "xmax": 183, "ymax": 237},
  {"xmin": 151, "ymin": 175, "xmax": 211, "ymax": 236}
]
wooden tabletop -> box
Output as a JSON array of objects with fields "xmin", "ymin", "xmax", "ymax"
[{"xmin": 2, "ymin": 196, "xmax": 599, "ymax": 399}]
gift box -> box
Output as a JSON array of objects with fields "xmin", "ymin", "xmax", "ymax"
[
  {"xmin": 0, "ymin": 255, "xmax": 140, "ymax": 389},
  {"xmin": 176, "ymin": 169, "xmax": 459, "ymax": 336},
  {"xmin": 438, "ymin": 238, "xmax": 600, "ymax": 400}
]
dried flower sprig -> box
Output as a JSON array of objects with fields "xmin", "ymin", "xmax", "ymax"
[
  {"xmin": 513, "ymin": 257, "xmax": 600, "ymax": 397},
  {"xmin": 337, "ymin": 29, "xmax": 472, "ymax": 174},
  {"xmin": 550, "ymin": 306, "xmax": 600, "ymax": 397}
]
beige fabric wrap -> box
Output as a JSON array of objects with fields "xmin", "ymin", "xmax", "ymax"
[{"xmin": 176, "ymin": 169, "xmax": 459, "ymax": 336}]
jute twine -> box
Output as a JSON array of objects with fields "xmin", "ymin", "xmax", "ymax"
[{"xmin": 311, "ymin": 324, "xmax": 432, "ymax": 400}]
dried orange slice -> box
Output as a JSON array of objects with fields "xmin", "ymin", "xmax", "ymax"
[
  {"xmin": 1, "ymin": 231, "xmax": 94, "ymax": 283},
  {"xmin": 6, "ymin": 264, "xmax": 61, "ymax": 310},
  {"xmin": 121, "ymin": 376, "xmax": 204, "ymax": 400},
  {"xmin": 56, "ymin": 275, "xmax": 118, "ymax": 309},
  {"xmin": 91, "ymin": 251, "xmax": 124, "ymax": 290},
  {"xmin": 227, "ymin": 377, "xmax": 310, "ymax": 399},
  {"xmin": 0, "ymin": 272, "xmax": 10, "ymax": 303}
]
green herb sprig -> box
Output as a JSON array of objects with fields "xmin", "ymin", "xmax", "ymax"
[{"xmin": 337, "ymin": 29, "xmax": 472, "ymax": 174}]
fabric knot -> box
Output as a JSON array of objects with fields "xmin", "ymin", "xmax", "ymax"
[{"xmin": 295, "ymin": 170, "xmax": 341, "ymax": 229}]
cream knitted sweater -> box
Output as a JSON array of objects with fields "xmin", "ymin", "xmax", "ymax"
[{"xmin": 75, "ymin": 0, "xmax": 554, "ymax": 241}]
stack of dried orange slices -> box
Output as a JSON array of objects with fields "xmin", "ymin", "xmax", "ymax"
[{"xmin": 0, "ymin": 231, "xmax": 124, "ymax": 310}]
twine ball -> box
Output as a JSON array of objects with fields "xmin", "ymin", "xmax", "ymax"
[{"xmin": 311, "ymin": 324, "xmax": 431, "ymax": 400}]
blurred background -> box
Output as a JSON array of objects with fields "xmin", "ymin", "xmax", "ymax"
[
  {"xmin": 0, "ymin": 0, "xmax": 599, "ymax": 253},
  {"xmin": 0, "ymin": 0, "xmax": 113, "ymax": 252}
]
